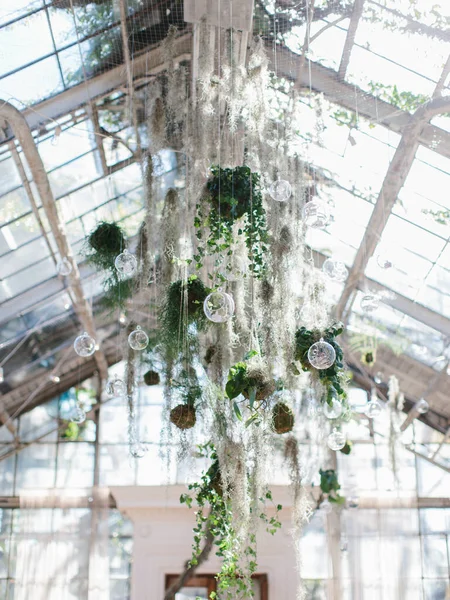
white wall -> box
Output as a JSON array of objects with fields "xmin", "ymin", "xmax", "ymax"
[{"xmin": 111, "ymin": 485, "xmax": 299, "ymax": 600}]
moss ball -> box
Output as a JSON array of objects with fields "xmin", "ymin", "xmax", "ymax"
[
  {"xmin": 340, "ymin": 441, "xmax": 353, "ymax": 455},
  {"xmin": 272, "ymin": 402, "xmax": 294, "ymax": 434},
  {"xmin": 170, "ymin": 404, "xmax": 197, "ymax": 430},
  {"xmin": 143, "ymin": 370, "xmax": 160, "ymax": 386},
  {"xmin": 88, "ymin": 222, "xmax": 126, "ymax": 255},
  {"xmin": 242, "ymin": 366, "xmax": 276, "ymax": 401}
]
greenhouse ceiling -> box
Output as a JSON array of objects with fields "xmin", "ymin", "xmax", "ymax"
[{"xmin": 0, "ymin": 0, "xmax": 449, "ymax": 436}]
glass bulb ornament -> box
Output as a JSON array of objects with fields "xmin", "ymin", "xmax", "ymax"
[
  {"xmin": 74, "ymin": 332, "xmax": 96, "ymax": 357},
  {"xmin": 416, "ymin": 398, "xmax": 429, "ymax": 414},
  {"xmin": 268, "ymin": 179, "xmax": 292, "ymax": 202},
  {"xmin": 365, "ymin": 399, "xmax": 382, "ymax": 419},
  {"xmin": 106, "ymin": 376, "xmax": 126, "ymax": 397},
  {"xmin": 361, "ymin": 293, "xmax": 380, "ymax": 313},
  {"xmin": 203, "ymin": 289, "xmax": 235, "ymax": 323},
  {"xmin": 56, "ymin": 256, "xmax": 73, "ymax": 276},
  {"xmin": 0, "ymin": 367, "xmax": 4, "ymax": 383},
  {"xmin": 322, "ymin": 258, "xmax": 348, "ymax": 282},
  {"xmin": 128, "ymin": 326, "xmax": 149, "ymax": 351},
  {"xmin": 129, "ymin": 442, "xmax": 147, "ymax": 459},
  {"xmin": 308, "ymin": 338, "xmax": 336, "ymax": 370},
  {"xmin": 114, "ymin": 248, "xmax": 137, "ymax": 277},
  {"xmin": 327, "ymin": 428, "xmax": 346, "ymax": 451},
  {"xmin": 323, "ymin": 399, "xmax": 343, "ymax": 419},
  {"xmin": 302, "ymin": 199, "xmax": 330, "ymax": 229},
  {"xmin": 70, "ymin": 405, "xmax": 86, "ymax": 424}
]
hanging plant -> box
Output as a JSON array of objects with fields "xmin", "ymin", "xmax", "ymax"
[
  {"xmin": 169, "ymin": 367, "xmax": 202, "ymax": 430},
  {"xmin": 194, "ymin": 165, "xmax": 269, "ymax": 280},
  {"xmin": 179, "ymin": 443, "xmax": 282, "ymax": 598},
  {"xmin": 160, "ymin": 275, "xmax": 210, "ymax": 357},
  {"xmin": 294, "ymin": 322, "xmax": 348, "ymax": 405},
  {"xmin": 339, "ymin": 440, "xmax": 353, "ymax": 455},
  {"xmin": 84, "ymin": 221, "xmax": 134, "ymax": 310},
  {"xmin": 318, "ymin": 469, "xmax": 345, "ymax": 505},
  {"xmin": 225, "ymin": 351, "xmax": 276, "ymax": 426},
  {"xmin": 271, "ymin": 402, "xmax": 295, "ymax": 434}
]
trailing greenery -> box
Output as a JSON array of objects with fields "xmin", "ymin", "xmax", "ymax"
[
  {"xmin": 225, "ymin": 351, "xmax": 276, "ymax": 426},
  {"xmin": 160, "ymin": 275, "xmax": 210, "ymax": 357},
  {"xmin": 194, "ymin": 166, "xmax": 269, "ymax": 280},
  {"xmin": 319, "ymin": 469, "xmax": 345, "ymax": 505},
  {"xmin": 368, "ymin": 82, "xmax": 429, "ymax": 113},
  {"xmin": 422, "ymin": 207, "xmax": 450, "ymax": 225},
  {"xmin": 180, "ymin": 443, "xmax": 282, "ymax": 599},
  {"xmin": 84, "ymin": 221, "xmax": 134, "ymax": 310},
  {"xmin": 294, "ymin": 322, "xmax": 348, "ymax": 405}
]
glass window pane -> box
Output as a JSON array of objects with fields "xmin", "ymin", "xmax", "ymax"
[
  {"xmin": 0, "ymin": 1, "xmax": 44, "ymax": 27},
  {"xmin": 15, "ymin": 444, "xmax": 56, "ymax": 490},
  {"xmin": 49, "ymin": 152, "xmax": 100, "ymax": 197},
  {"xmin": 0, "ymin": 56, "xmax": 63, "ymax": 107},
  {"xmin": 422, "ymin": 536, "xmax": 449, "ymax": 579}
]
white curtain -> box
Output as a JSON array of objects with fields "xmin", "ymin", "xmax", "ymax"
[{"xmin": 15, "ymin": 488, "xmax": 110, "ymax": 600}]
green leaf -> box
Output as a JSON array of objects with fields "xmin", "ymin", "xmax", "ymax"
[{"xmin": 233, "ymin": 402, "xmax": 243, "ymax": 421}]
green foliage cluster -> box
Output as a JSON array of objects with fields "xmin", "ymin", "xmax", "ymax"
[
  {"xmin": 194, "ymin": 166, "xmax": 269, "ymax": 280},
  {"xmin": 271, "ymin": 402, "xmax": 294, "ymax": 434},
  {"xmin": 180, "ymin": 443, "xmax": 282, "ymax": 599},
  {"xmin": 160, "ymin": 275, "xmax": 210, "ymax": 357},
  {"xmin": 319, "ymin": 469, "xmax": 345, "ymax": 505},
  {"xmin": 84, "ymin": 221, "xmax": 134, "ymax": 310},
  {"xmin": 294, "ymin": 323, "xmax": 347, "ymax": 405},
  {"xmin": 422, "ymin": 207, "xmax": 450, "ymax": 225},
  {"xmin": 368, "ymin": 82, "xmax": 429, "ymax": 113},
  {"xmin": 225, "ymin": 351, "xmax": 276, "ymax": 427}
]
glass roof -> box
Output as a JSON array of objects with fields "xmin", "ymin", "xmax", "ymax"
[{"xmin": 0, "ymin": 0, "xmax": 449, "ymax": 422}]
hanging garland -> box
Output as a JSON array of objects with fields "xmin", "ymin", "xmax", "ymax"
[{"xmin": 194, "ymin": 165, "xmax": 269, "ymax": 281}]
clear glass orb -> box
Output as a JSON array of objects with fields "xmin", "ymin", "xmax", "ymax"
[
  {"xmin": 106, "ymin": 376, "xmax": 126, "ymax": 397},
  {"xmin": 56, "ymin": 256, "xmax": 73, "ymax": 276},
  {"xmin": 322, "ymin": 258, "xmax": 348, "ymax": 282},
  {"xmin": 74, "ymin": 332, "xmax": 96, "ymax": 357},
  {"xmin": 347, "ymin": 494, "xmax": 359, "ymax": 509},
  {"xmin": 308, "ymin": 338, "xmax": 336, "ymax": 370},
  {"xmin": 323, "ymin": 399, "xmax": 343, "ymax": 419},
  {"xmin": 327, "ymin": 428, "xmax": 346, "ymax": 451},
  {"xmin": 128, "ymin": 326, "xmax": 149, "ymax": 351},
  {"xmin": 203, "ymin": 290, "xmax": 235, "ymax": 323},
  {"xmin": 115, "ymin": 249, "xmax": 137, "ymax": 276},
  {"xmin": 70, "ymin": 405, "xmax": 86, "ymax": 424},
  {"xmin": 365, "ymin": 400, "xmax": 382, "ymax": 419},
  {"xmin": 268, "ymin": 179, "xmax": 292, "ymax": 202},
  {"xmin": 361, "ymin": 294, "xmax": 380, "ymax": 313},
  {"xmin": 302, "ymin": 200, "xmax": 330, "ymax": 229},
  {"xmin": 374, "ymin": 371, "xmax": 384, "ymax": 384},
  {"xmin": 376, "ymin": 254, "xmax": 393, "ymax": 270},
  {"xmin": 416, "ymin": 398, "xmax": 429, "ymax": 414},
  {"xmin": 129, "ymin": 442, "xmax": 147, "ymax": 458}
]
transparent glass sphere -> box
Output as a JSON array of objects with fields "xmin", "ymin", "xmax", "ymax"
[
  {"xmin": 70, "ymin": 405, "xmax": 86, "ymax": 424},
  {"xmin": 308, "ymin": 338, "xmax": 336, "ymax": 370},
  {"xmin": 106, "ymin": 376, "xmax": 126, "ymax": 397},
  {"xmin": 129, "ymin": 442, "xmax": 147, "ymax": 458},
  {"xmin": 203, "ymin": 290, "xmax": 235, "ymax": 323},
  {"xmin": 268, "ymin": 179, "xmax": 292, "ymax": 202},
  {"xmin": 74, "ymin": 332, "xmax": 96, "ymax": 357},
  {"xmin": 56, "ymin": 256, "xmax": 73, "ymax": 276},
  {"xmin": 416, "ymin": 398, "xmax": 429, "ymax": 414},
  {"xmin": 327, "ymin": 428, "xmax": 346, "ymax": 451},
  {"xmin": 302, "ymin": 200, "xmax": 330, "ymax": 229},
  {"xmin": 323, "ymin": 399, "xmax": 343, "ymax": 419},
  {"xmin": 374, "ymin": 371, "xmax": 384, "ymax": 384},
  {"xmin": 361, "ymin": 294, "xmax": 380, "ymax": 313},
  {"xmin": 322, "ymin": 258, "xmax": 348, "ymax": 282},
  {"xmin": 115, "ymin": 249, "xmax": 137, "ymax": 276},
  {"xmin": 365, "ymin": 399, "xmax": 382, "ymax": 419},
  {"xmin": 128, "ymin": 326, "xmax": 149, "ymax": 351},
  {"xmin": 376, "ymin": 255, "xmax": 393, "ymax": 270},
  {"xmin": 347, "ymin": 495, "xmax": 359, "ymax": 509}
]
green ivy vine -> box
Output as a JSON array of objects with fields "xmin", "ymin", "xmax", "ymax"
[{"xmin": 194, "ymin": 166, "xmax": 269, "ymax": 281}]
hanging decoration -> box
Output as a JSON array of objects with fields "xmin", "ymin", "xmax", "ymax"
[{"xmin": 73, "ymin": 332, "xmax": 96, "ymax": 357}]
